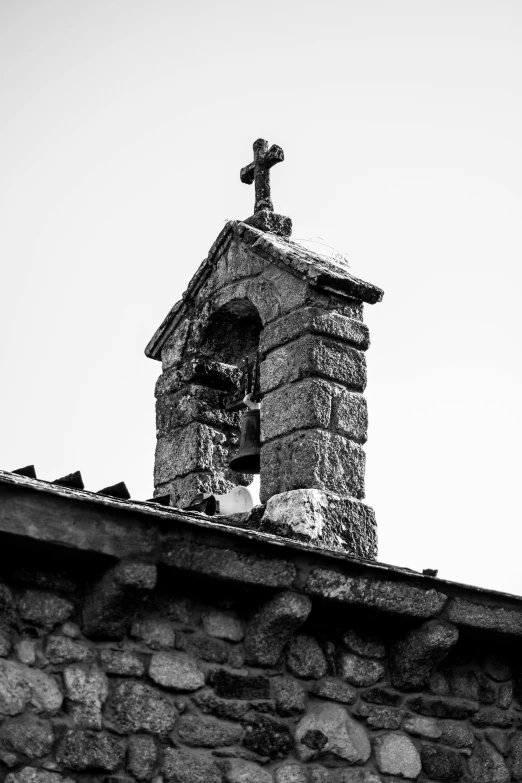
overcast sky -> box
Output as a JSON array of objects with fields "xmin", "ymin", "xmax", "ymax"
[{"xmin": 1, "ymin": 0, "xmax": 521, "ymax": 595}]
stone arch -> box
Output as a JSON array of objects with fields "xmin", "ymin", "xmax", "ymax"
[{"xmin": 200, "ymin": 298, "xmax": 263, "ymax": 365}]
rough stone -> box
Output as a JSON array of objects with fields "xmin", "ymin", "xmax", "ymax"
[
  {"xmin": 0, "ymin": 659, "xmax": 63, "ymax": 715},
  {"xmin": 162, "ymin": 748, "xmax": 222, "ymax": 783},
  {"xmin": 243, "ymin": 714, "xmax": 292, "ymax": 760},
  {"xmin": 486, "ymin": 729, "xmax": 509, "ymax": 756},
  {"xmin": 202, "ymin": 611, "xmax": 244, "ymax": 642},
  {"xmin": 177, "ymin": 631, "xmax": 228, "ymax": 663},
  {"xmin": 430, "ymin": 671, "xmax": 451, "ymax": 695},
  {"xmin": 469, "ymin": 741, "xmax": 509, "ymax": 783},
  {"xmin": 272, "ymin": 676, "xmax": 306, "ymax": 715},
  {"xmin": 244, "ymin": 591, "xmax": 311, "ymax": 666},
  {"xmin": 101, "ymin": 648, "xmax": 145, "ymax": 676},
  {"xmin": 192, "ymin": 688, "xmax": 250, "ymax": 720},
  {"xmin": 260, "ymin": 307, "xmax": 370, "ymax": 354},
  {"xmin": 483, "ymin": 654, "xmax": 512, "ymax": 681},
  {"xmin": 177, "ymin": 714, "xmax": 242, "ymax": 747},
  {"xmin": 286, "ymin": 635, "xmax": 327, "ymax": 679},
  {"xmin": 421, "ymin": 743, "xmax": 465, "ymax": 781},
  {"xmin": 212, "ymin": 669, "xmax": 270, "ymax": 700},
  {"xmin": 260, "ymin": 430, "xmax": 366, "ymax": 501},
  {"xmin": 342, "ymin": 629, "xmax": 385, "ymax": 658},
  {"xmin": 328, "ymin": 773, "xmax": 382, "ymax": 783},
  {"xmin": 260, "ymin": 490, "xmax": 376, "ymax": 556},
  {"xmin": 448, "ymin": 669, "xmax": 481, "ymax": 701},
  {"xmin": 446, "ymin": 597, "xmax": 522, "ymax": 637},
  {"xmin": 439, "ymin": 720, "xmax": 474, "ymax": 748},
  {"xmin": 312, "ymin": 677, "xmax": 357, "ymax": 704},
  {"xmin": 221, "ymin": 758, "xmax": 273, "ymax": 783},
  {"xmin": 45, "ymin": 636, "xmax": 92, "ymax": 664},
  {"xmin": 149, "ymin": 651, "xmax": 204, "ymax": 690},
  {"xmin": 273, "ymin": 764, "xmax": 306, "ymax": 783},
  {"xmin": 19, "ymin": 590, "xmax": 74, "ymax": 630},
  {"xmin": 403, "ymin": 716, "xmax": 442, "ymax": 739},
  {"xmin": 0, "ymin": 629, "xmax": 12, "ymax": 657},
  {"xmin": 14, "ymin": 640, "xmax": 36, "ymax": 666},
  {"xmin": 338, "ymin": 653, "xmax": 384, "ymax": 687},
  {"xmin": 61, "ymin": 622, "xmax": 81, "ymax": 638},
  {"xmin": 5, "ymin": 771, "xmax": 75, "ymax": 783},
  {"xmin": 374, "ymin": 733, "xmax": 421, "ymax": 779},
  {"xmin": 390, "ymin": 620, "xmax": 458, "ymax": 691},
  {"xmin": 127, "ymin": 735, "xmax": 157, "ymax": 780},
  {"xmin": 294, "ymin": 702, "xmax": 370, "ymax": 763},
  {"xmin": 357, "ymin": 704, "xmax": 401, "ymax": 729},
  {"xmin": 110, "ymin": 680, "xmax": 177, "ymax": 735},
  {"xmin": 131, "ymin": 619, "xmax": 175, "ymax": 649},
  {"xmin": 82, "ymin": 560, "xmax": 157, "ymax": 639},
  {"xmin": 56, "ymin": 729, "xmax": 125, "ymax": 772},
  {"xmin": 362, "ymin": 686, "xmax": 403, "ymax": 707},
  {"xmin": 405, "ymin": 694, "xmax": 478, "ymax": 719},
  {"xmin": 0, "ymin": 717, "xmax": 54, "ymax": 757},
  {"xmin": 512, "ymin": 733, "xmax": 522, "ymax": 780},
  {"xmin": 63, "ymin": 664, "xmax": 108, "ymax": 729},
  {"xmin": 306, "ymin": 568, "xmax": 447, "ymax": 618},
  {"xmin": 499, "ymin": 681, "xmax": 513, "ymax": 708},
  {"xmin": 472, "ymin": 706, "xmax": 514, "ymax": 727}
]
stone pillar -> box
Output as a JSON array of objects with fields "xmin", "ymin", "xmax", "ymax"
[
  {"xmin": 154, "ymin": 357, "xmax": 250, "ymax": 508},
  {"xmin": 259, "ymin": 306, "xmax": 377, "ymax": 557}
]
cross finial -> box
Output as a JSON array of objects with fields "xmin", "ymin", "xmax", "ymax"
[{"xmin": 240, "ymin": 138, "xmax": 292, "ymax": 237}]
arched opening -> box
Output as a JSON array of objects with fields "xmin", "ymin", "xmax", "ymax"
[{"xmin": 200, "ymin": 299, "xmax": 263, "ymax": 365}]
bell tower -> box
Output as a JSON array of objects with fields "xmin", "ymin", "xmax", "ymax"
[{"xmin": 146, "ymin": 138, "xmax": 383, "ymax": 557}]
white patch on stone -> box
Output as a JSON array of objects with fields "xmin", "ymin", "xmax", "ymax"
[
  {"xmin": 202, "ymin": 610, "xmax": 244, "ymax": 642},
  {"xmin": 374, "ymin": 732, "xmax": 421, "ymax": 779},
  {"xmin": 0, "ymin": 660, "xmax": 63, "ymax": 715},
  {"xmin": 295, "ymin": 702, "xmax": 371, "ymax": 763},
  {"xmin": 149, "ymin": 651, "xmax": 204, "ymax": 691},
  {"xmin": 264, "ymin": 490, "xmax": 330, "ymax": 540}
]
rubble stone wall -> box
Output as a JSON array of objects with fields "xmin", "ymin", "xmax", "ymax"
[{"xmin": 1, "ymin": 563, "xmax": 521, "ymax": 783}]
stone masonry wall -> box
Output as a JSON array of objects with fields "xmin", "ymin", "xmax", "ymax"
[{"xmin": 1, "ymin": 562, "xmax": 522, "ymax": 783}]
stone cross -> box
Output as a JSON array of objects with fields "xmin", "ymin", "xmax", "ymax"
[{"xmin": 240, "ymin": 138, "xmax": 284, "ymax": 213}]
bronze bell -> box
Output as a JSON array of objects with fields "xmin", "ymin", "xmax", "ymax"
[{"xmin": 229, "ymin": 407, "xmax": 261, "ymax": 474}]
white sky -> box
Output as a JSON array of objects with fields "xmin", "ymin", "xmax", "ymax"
[{"xmin": 1, "ymin": 0, "xmax": 521, "ymax": 594}]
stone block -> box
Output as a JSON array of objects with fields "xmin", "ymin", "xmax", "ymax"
[
  {"xmin": 177, "ymin": 714, "xmax": 243, "ymax": 747},
  {"xmin": 342, "ymin": 629, "xmax": 385, "ymax": 658},
  {"xmin": 56, "ymin": 729, "xmax": 125, "ymax": 772},
  {"xmin": 156, "ymin": 385, "xmax": 239, "ymax": 435},
  {"xmin": 439, "ymin": 720, "xmax": 474, "ymax": 748},
  {"xmin": 211, "ymin": 669, "xmax": 271, "ymax": 700},
  {"xmin": 109, "ymin": 681, "xmax": 177, "ymax": 735},
  {"xmin": 260, "ymin": 489, "xmax": 377, "ymax": 556},
  {"xmin": 243, "ymin": 714, "xmax": 292, "ymax": 760},
  {"xmin": 162, "ymin": 748, "xmax": 222, "ymax": 783},
  {"xmin": 63, "ymin": 664, "xmax": 108, "ymax": 729},
  {"xmin": 311, "ymin": 677, "xmax": 357, "ymax": 704},
  {"xmin": 100, "ymin": 649, "xmax": 144, "ymax": 676},
  {"xmin": 469, "ymin": 741, "xmax": 509, "ymax": 783},
  {"xmin": 286, "ymin": 635, "xmax": 327, "ymax": 679},
  {"xmin": 244, "ymin": 591, "xmax": 311, "ymax": 666},
  {"xmin": 45, "ymin": 636, "xmax": 92, "ymax": 665},
  {"xmin": 202, "ymin": 610, "xmax": 243, "ymax": 642},
  {"xmin": 177, "ymin": 631, "xmax": 227, "ymax": 663},
  {"xmin": 356, "ymin": 704, "xmax": 402, "ymax": 729},
  {"xmin": 221, "ymin": 758, "xmax": 274, "ymax": 783},
  {"xmin": 193, "ymin": 688, "xmax": 250, "ymax": 720},
  {"xmin": 148, "ymin": 651, "xmax": 204, "ymax": 691},
  {"xmin": 154, "ymin": 423, "xmax": 215, "ymax": 484},
  {"xmin": 18, "ymin": 590, "xmax": 74, "ymax": 630},
  {"xmin": 445, "ymin": 597, "xmax": 522, "ymax": 637},
  {"xmin": 127, "ymin": 735, "xmax": 157, "ymax": 781},
  {"xmin": 403, "ymin": 716, "xmax": 442, "ymax": 739},
  {"xmin": 294, "ymin": 702, "xmax": 371, "ymax": 763},
  {"xmin": 14, "ymin": 640, "xmax": 36, "ymax": 666},
  {"xmin": 131, "ymin": 618, "xmax": 175, "ymax": 649},
  {"xmin": 338, "ymin": 653, "xmax": 384, "ymax": 687},
  {"xmin": 261, "ymin": 335, "xmax": 366, "ymax": 395},
  {"xmin": 0, "ymin": 659, "xmax": 63, "ymax": 715},
  {"xmin": 374, "ymin": 733, "xmax": 421, "ymax": 779},
  {"xmin": 390, "ymin": 619, "xmax": 459, "ymax": 691},
  {"xmin": 420, "ymin": 743, "xmax": 465, "ymax": 781},
  {"xmin": 0, "ymin": 717, "xmax": 54, "ymax": 757},
  {"xmin": 6, "ymin": 771, "xmax": 74, "ymax": 783},
  {"xmin": 405, "ymin": 694, "xmax": 478, "ymax": 719},
  {"xmin": 156, "ymin": 359, "xmax": 240, "ymax": 397},
  {"xmin": 157, "ymin": 471, "xmax": 236, "ymax": 510},
  {"xmin": 305, "ymin": 568, "xmax": 447, "ymax": 618},
  {"xmin": 260, "ymin": 307, "xmax": 370, "ymax": 354},
  {"xmin": 272, "ymin": 676, "xmax": 307, "ymax": 715},
  {"xmin": 82, "ymin": 560, "xmax": 157, "ymax": 640},
  {"xmin": 260, "ymin": 431, "xmax": 366, "ymax": 501}
]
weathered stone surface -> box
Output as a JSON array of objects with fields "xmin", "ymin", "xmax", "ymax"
[
  {"xmin": 446, "ymin": 597, "xmax": 522, "ymax": 637},
  {"xmin": 131, "ymin": 618, "xmax": 175, "ymax": 649},
  {"xmin": 0, "ymin": 629, "xmax": 12, "ymax": 657},
  {"xmin": 260, "ymin": 430, "xmax": 366, "ymax": 501},
  {"xmin": 430, "ymin": 671, "xmax": 451, "ymax": 695},
  {"xmin": 61, "ymin": 621, "xmax": 81, "ymax": 638},
  {"xmin": 499, "ymin": 681, "xmax": 513, "ymax": 708},
  {"xmin": 472, "ymin": 706, "xmax": 514, "ymax": 727},
  {"xmin": 362, "ymin": 687, "xmax": 403, "ymax": 707},
  {"xmin": 469, "ymin": 741, "xmax": 509, "ymax": 782},
  {"xmin": 260, "ymin": 490, "xmax": 376, "ymax": 556},
  {"xmin": 403, "ymin": 715, "xmax": 441, "ymax": 739},
  {"xmin": 390, "ymin": 619, "xmax": 458, "ymax": 690},
  {"xmin": 286, "ymin": 635, "xmax": 327, "ymax": 679},
  {"xmin": 421, "ymin": 743, "xmax": 465, "ymax": 781},
  {"xmin": 406, "ymin": 694, "xmax": 478, "ymax": 719},
  {"xmin": 448, "ymin": 669, "xmax": 481, "ymax": 701},
  {"xmin": 512, "ymin": 733, "xmax": 522, "ymax": 780},
  {"xmin": 356, "ymin": 704, "xmax": 401, "ymax": 729},
  {"xmin": 338, "ymin": 653, "xmax": 384, "ymax": 687},
  {"xmin": 193, "ymin": 688, "xmax": 250, "ymax": 720},
  {"xmin": 177, "ymin": 631, "xmax": 228, "ymax": 663},
  {"xmin": 202, "ymin": 611, "xmax": 244, "ymax": 642},
  {"xmin": 483, "ymin": 654, "xmax": 512, "ymax": 681},
  {"xmin": 342, "ymin": 629, "xmax": 385, "ymax": 658},
  {"xmin": 45, "ymin": 635, "xmax": 92, "ymax": 664},
  {"xmin": 162, "ymin": 748, "xmax": 222, "ymax": 783},
  {"xmin": 149, "ymin": 651, "xmax": 204, "ymax": 691},
  {"xmin": 439, "ymin": 720, "xmax": 474, "ymax": 748},
  {"xmin": 294, "ymin": 702, "xmax": 370, "ymax": 763},
  {"xmin": 127, "ymin": 734, "xmax": 157, "ymax": 780},
  {"xmin": 272, "ymin": 676, "xmax": 306, "ymax": 715},
  {"xmin": 486, "ymin": 729, "xmax": 509, "ymax": 756},
  {"xmin": 260, "ymin": 307, "xmax": 370, "ymax": 355},
  {"xmin": 312, "ymin": 677, "xmax": 357, "ymax": 704},
  {"xmin": 243, "ymin": 714, "xmax": 292, "ymax": 760},
  {"xmin": 306, "ymin": 569, "xmax": 447, "ymax": 618},
  {"xmin": 374, "ymin": 733, "xmax": 421, "ymax": 779},
  {"xmin": 222, "ymin": 758, "xmax": 273, "ymax": 783},
  {"xmin": 161, "ymin": 539, "xmax": 296, "ymax": 589},
  {"xmin": 82, "ymin": 560, "xmax": 157, "ymax": 639},
  {"xmin": 244, "ymin": 591, "xmax": 311, "ymax": 666},
  {"xmin": 19, "ymin": 590, "xmax": 74, "ymax": 629},
  {"xmin": 164, "ymin": 595, "xmax": 193, "ymax": 623},
  {"xmin": 212, "ymin": 669, "xmax": 270, "ymax": 700},
  {"xmin": 0, "ymin": 717, "xmax": 54, "ymax": 757},
  {"xmin": 56, "ymin": 729, "xmax": 125, "ymax": 772},
  {"xmin": 155, "ymin": 423, "xmax": 215, "ymax": 483},
  {"xmin": 328, "ymin": 773, "xmax": 381, "ymax": 783},
  {"xmin": 14, "ymin": 640, "xmax": 36, "ymax": 666},
  {"xmin": 260, "ymin": 336, "xmax": 367, "ymax": 395},
  {"xmin": 178, "ymin": 714, "xmax": 242, "ymax": 746},
  {"xmin": 101, "ymin": 648, "xmax": 145, "ymax": 676},
  {"xmin": 273, "ymin": 764, "xmax": 307, "ymax": 783},
  {"xmin": 5, "ymin": 770, "xmax": 74, "ymax": 783},
  {"xmin": 0, "ymin": 659, "xmax": 63, "ymax": 715},
  {"xmin": 63, "ymin": 664, "xmax": 108, "ymax": 729},
  {"xmin": 110, "ymin": 681, "xmax": 177, "ymax": 735}
]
